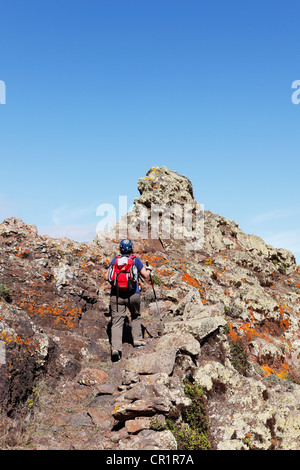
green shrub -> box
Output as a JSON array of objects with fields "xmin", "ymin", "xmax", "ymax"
[
  {"xmin": 167, "ymin": 380, "xmax": 211, "ymax": 450},
  {"xmin": 151, "ymin": 274, "xmax": 161, "ymax": 286},
  {"xmin": 0, "ymin": 284, "xmax": 12, "ymax": 302},
  {"xmin": 272, "ymin": 258, "xmax": 286, "ymax": 275},
  {"xmin": 174, "ymin": 425, "xmax": 210, "ymax": 451},
  {"xmin": 278, "ymin": 266, "xmax": 286, "ymax": 275},
  {"xmin": 229, "ymin": 339, "xmax": 250, "ymax": 376},
  {"xmin": 150, "ymin": 417, "xmax": 166, "ymax": 431}
]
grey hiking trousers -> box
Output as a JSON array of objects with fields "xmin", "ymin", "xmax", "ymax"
[{"xmin": 110, "ymin": 293, "xmax": 143, "ymax": 352}]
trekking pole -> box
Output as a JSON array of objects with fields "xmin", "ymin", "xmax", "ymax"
[
  {"xmin": 146, "ymin": 261, "xmax": 164, "ymax": 331},
  {"xmin": 137, "ymin": 274, "xmax": 155, "ymax": 338}
]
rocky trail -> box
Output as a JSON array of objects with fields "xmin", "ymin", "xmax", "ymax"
[{"xmin": 0, "ymin": 167, "xmax": 299, "ymax": 450}]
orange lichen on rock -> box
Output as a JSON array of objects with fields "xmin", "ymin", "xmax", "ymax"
[
  {"xmin": 260, "ymin": 365, "xmax": 288, "ymax": 380},
  {"xmin": 18, "ymin": 298, "xmax": 81, "ymax": 330},
  {"xmin": 182, "ymin": 272, "xmax": 201, "ymax": 289},
  {"xmin": 145, "ymin": 254, "xmax": 166, "ymax": 267},
  {"xmin": 14, "ymin": 247, "xmax": 30, "ymax": 258},
  {"xmin": 278, "ymin": 304, "xmax": 290, "ymax": 330},
  {"xmin": 227, "ymin": 322, "xmax": 239, "ymax": 341},
  {"xmin": 1, "ymin": 329, "xmax": 40, "ymax": 354}
]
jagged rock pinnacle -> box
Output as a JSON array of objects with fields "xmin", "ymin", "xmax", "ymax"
[{"xmin": 134, "ymin": 166, "xmax": 195, "ymax": 207}]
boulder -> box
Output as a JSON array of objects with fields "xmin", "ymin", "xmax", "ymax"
[
  {"xmin": 125, "ymin": 349, "xmax": 177, "ymax": 376},
  {"xmin": 155, "ymin": 332, "xmax": 200, "ymax": 357}
]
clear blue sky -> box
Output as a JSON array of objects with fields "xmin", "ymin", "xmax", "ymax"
[{"xmin": 0, "ymin": 0, "xmax": 299, "ymax": 263}]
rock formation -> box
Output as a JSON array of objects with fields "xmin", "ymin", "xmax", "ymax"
[{"xmin": 0, "ymin": 166, "xmax": 299, "ymax": 450}]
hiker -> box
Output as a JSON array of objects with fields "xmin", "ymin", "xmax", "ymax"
[{"xmin": 105, "ymin": 239, "xmax": 153, "ymax": 361}]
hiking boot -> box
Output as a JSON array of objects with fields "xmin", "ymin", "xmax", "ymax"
[
  {"xmin": 133, "ymin": 340, "xmax": 146, "ymax": 348},
  {"xmin": 111, "ymin": 350, "xmax": 120, "ymax": 361}
]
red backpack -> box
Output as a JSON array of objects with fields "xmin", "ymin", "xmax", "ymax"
[{"xmin": 108, "ymin": 254, "xmax": 138, "ymax": 292}]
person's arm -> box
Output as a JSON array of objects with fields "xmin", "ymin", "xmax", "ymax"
[
  {"xmin": 139, "ymin": 264, "xmax": 153, "ymax": 280},
  {"xmin": 105, "ymin": 257, "xmax": 116, "ymax": 282}
]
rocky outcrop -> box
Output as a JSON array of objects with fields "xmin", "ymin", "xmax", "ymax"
[
  {"xmin": 195, "ymin": 360, "xmax": 300, "ymax": 450},
  {"xmin": 135, "ymin": 166, "xmax": 195, "ymax": 207},
  {"xmin": 0, "ymin": 167, "xmax": 299, "ymax": 450}
]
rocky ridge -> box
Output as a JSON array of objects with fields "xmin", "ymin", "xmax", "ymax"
[{"xmin": 0, "ymin": 166, "xmax": 299, "ymax": 450}]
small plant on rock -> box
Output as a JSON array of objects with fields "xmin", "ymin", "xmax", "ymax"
[
  {"xmin": 0, "ymin": 284, "xmax": 12, "ymax": 302},
  {"xmin": 229, "ymin": 339, "xmax": 250, "ymax": 376},
  {"xmin": 151, "ymin": 274, "xmax": 161, "ymax": 286},
  {"xmin": 167, "ymin": 379, "xmax": 211, "ymax": 450}
]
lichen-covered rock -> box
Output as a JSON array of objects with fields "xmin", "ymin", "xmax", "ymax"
[
  {"xmin": 118, "ymin": 429, "xmax": 177, "ymax": 450},
  {"xmin": 154, "ymin": 332, "xmax": 200, "ymax": 357},
  {"xmin": 165, "ymin": 299, "xmax": 227, "ymax": 342},
  {"xmin": 135, "ymin": 166, "xmax": 194, "ymax": 207},
  {"xmin": 125, "ymin": 349, "xmax": 177, "ymax": 376},
  {"xmin": 193, "ymin": 360, "xmax": 300, "ymax": 450}
]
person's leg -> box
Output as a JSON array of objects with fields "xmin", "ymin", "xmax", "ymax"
[
  {"xmin": 127, "ymin": 293, "xmax": 144, "ymax": 346},
  {"xmin": 110, "ymin": 296, "xmax": 126, "ymax": 354}
]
